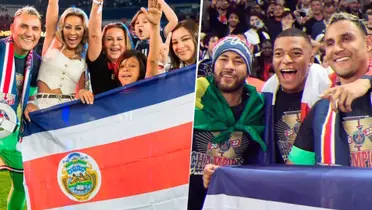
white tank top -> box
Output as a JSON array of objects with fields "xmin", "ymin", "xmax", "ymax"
[{"xmin": 37, "ymin": 48, "xmax": 86, "ymax": 94}]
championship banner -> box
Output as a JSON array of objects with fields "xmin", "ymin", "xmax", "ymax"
[
  {"xmin": 21, "ymin": 66, "xmax": 196, "ymax": 210},
  {"xmin": 203, "ymin": 165, "xmax": 372, "ymax": 210}
]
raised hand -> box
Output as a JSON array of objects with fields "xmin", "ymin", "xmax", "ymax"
[
  {"xmin": 159, "ymin": 32, "xmax": 172, "ymax": 66},
  {"xmin": 141, "ymin": 0, "xmax": 162, "ymax": 26}
]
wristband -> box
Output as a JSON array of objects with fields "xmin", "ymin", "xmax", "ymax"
[
  {"xmin": 27, "ymin": 100, "xmax": 36, "ymax": 105},
  {"xmin": 93, "ymin": 0, "xmax": 103, "ymax": 5},
  {"xmin": 93, "ymin": 0, "xmax": 103, "ymax": 14}
]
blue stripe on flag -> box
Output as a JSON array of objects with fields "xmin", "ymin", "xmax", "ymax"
[
  {"xmin": 23, "ymin": 65, "xmax": 196, "ymax": 136},
  {"xmin": 207, "ymin": 165, "xmax": 372, "ymax": 210}
]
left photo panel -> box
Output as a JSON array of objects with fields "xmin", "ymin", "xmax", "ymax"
[{"xmin": 0, "ymin": 0, "xmax": 200, "ymax": 209}]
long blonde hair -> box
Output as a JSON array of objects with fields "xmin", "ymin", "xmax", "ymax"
[{"xmin": 55, "ymin": 7, "xmax": 89, "ymax": 56}]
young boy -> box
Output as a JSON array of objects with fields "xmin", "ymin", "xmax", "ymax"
[{"xmin": 130, "ymin": 0, "xmax": 178, "ymax": 56}]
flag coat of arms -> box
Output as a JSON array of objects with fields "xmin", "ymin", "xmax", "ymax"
[{"xmin": 21, "ymin": 66, "xmax": 196, "ymax": 210}]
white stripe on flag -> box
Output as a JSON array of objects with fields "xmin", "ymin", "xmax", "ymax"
[
  {"xmin": 1, "ymin": 43, "xmax": 10, "ymax": 90},
  {"xmin": 203, "ymin": 194, "xmax": 335, "ymax": 210},
  {"xmin": 8, "ymin": 54, "xmax": 15, "ymax": 93},
  {"xmin": 22, "ymin": 93, "xmax": 195, "ymax": 161},
  {"xmin": 47, "ymin": 184, "xmax": 189, "ymax": 210}
]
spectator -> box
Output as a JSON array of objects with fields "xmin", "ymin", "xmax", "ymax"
[
  {"xmin": 346, "ymin": 0, "xmax": 362, "ymax": 19},
  {"xmin": 31, "ymin": 0, "xmax": 89, "ymax": 110},
  {"xmin": 225, "ymin": 8, "xmax": 246, "ymax": 36},
  {"xmin": 200, "ymin": 32, "xmax": 219, "ymax": 60},
  {"xmin": 245, "ymin": 12, "xmax": 270, "ymax": 47},
  {"xmin": 281, "ymin": 10, "xmax": 296, "ymax": 31},
  {"xmin": 312, "ymin": 2, "xmax": 336, "ymax": 41},
  {"xmin": 257, "ymin": 40, "xmax": 273, "ymax": 81},
  {"xmin": 304, "ymin": 0, "xmax": 324, "ymax": 37},
  {"xmin": 267, "ymin": 3, "xmax": 284, "ymax": 42},
  {"xmin": 169, "ymin": 19, "xmax": 198, "ymax": 69},
  {"xmin": 130, "ymin": 0, "xmax": 178, "ymax": 56},
  {"xmin": 86, "ymin": 0, "xmax": 134, "ymax": 95}
]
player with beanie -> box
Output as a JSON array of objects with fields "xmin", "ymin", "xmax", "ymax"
[{"xmin": 188, "ymin": 35, "xmax": 266, "ymax": 210}]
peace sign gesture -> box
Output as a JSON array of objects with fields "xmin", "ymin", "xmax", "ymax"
[
  {"xmin": 159, "ymin": 32, "xmax": 172, "ymax": 66},
  {"xmin": 141, "ymin": 0, "xmax": 162, "ymax": 26}
]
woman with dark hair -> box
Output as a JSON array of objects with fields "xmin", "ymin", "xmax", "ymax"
[{"xmin": 168, "ymin": 19, "xmax": 198, "ymax": 70}]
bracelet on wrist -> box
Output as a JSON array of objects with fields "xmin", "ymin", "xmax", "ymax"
[
  {"xmin": 27, "ymin": 100, "xmax": 36, "ymax": 105},
  {"xmin": 93, "ymin": 0, "xmax": 103, "ymax": 6}
]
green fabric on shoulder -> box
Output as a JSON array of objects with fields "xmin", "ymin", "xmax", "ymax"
[{"xmin": 194, "ymin": 76, "xmax": 266, "ymax": 151}]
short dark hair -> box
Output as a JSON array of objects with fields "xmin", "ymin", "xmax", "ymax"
[
  {"xmin": 311, "ymin": 0, "xmax": 322, "ymax": 4},
  {"xmin": 116, "ymin": 50, "xmax": 147, "ymax": 82},
  {"xmin": 324, "ymin": 2, "xmax": 335, "ymax": 8},
  {"xmin": 282, "ymin": 11, "xmax": 295, "ymax": 19},
  {"xmin": 276, "ymin": 28, "xmax": 312, "ymax": 46},
  {"xmin": 250, "ymin": 12, "xmax": 264, "ymax": 20},
  {"xmin": 226, "ymin": 8, "xmax": 242, "ymax": 21},
  {"xmin": 203, "ymin": 32, "xmax": 219, "ymax": 46},
  {"xmin": 275, "ymin": 3, "xmax": 284, "ymax": 7},
  {"xmin": 328, "ymin": 12, "xmax": 367, "ymax": 36}
]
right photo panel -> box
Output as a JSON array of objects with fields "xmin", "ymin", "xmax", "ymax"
[{"xmin": 191, "ymin": 0, "xmax": 372, "ymax": 209}]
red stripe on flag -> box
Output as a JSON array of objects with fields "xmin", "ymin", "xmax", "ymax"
[
  {"xmin": 300, "ymin": 102, "xmax": 309, "ymax": 122},
  {"xmin": 323, "ymin": 112, "xmax": 333, "ymax": 164},
  {"xmin": 4, "ymin": 44, "xmax": 14, "ymax": 93},
  {"xmin": 23, "ymin": 122, "xmax": 193, "ymax": 209}
]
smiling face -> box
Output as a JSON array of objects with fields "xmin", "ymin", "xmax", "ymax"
[
  {"xmin": 324, "ymin": 20, "xmax": 371, "ymax": 83},
  {"xmin": 172, "ymin": 26, "xmax": 195, "ymax": 65},
  {"xmin": 134, "ymin": 13, "xmax": 151, "ymax": 40},
  {"xmin": 62, "ymin": 15, "xmax": 85, "ymax": 50},
  {"xmin": 117, "ymin": 56, "xmax": 140, "ymax": 86},
  {"xmin": 228, "ymin": 13, "xmax": 240, "ymax": 27},
  {"xmin": 11, "ymin": 13, "xmax": 42, "ymax": 56},
  {"xmin": 273, "ymin": 36, "xmax": 313, "ymax": 93},
  {"xmin": 214, "ymin": 51, "xmax": 248, "ymax": 93},
  {"xmin": 103, "ymin": 27, "xmax": 126, "ymax": 62}
]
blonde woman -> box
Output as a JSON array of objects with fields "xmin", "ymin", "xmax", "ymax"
[{"xmin": 26, "ymin": 0, "xmax": 89, "ymax": 114}]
